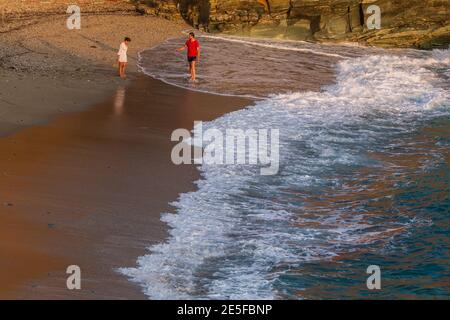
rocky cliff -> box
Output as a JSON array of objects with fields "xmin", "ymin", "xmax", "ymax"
[
  {"xmin": 135, "ymin": 0, "xmax": 449, "ymax": 48},
  {"xmin": 2, "ymin": 1, "xmax": 448, "ymax": 48}
]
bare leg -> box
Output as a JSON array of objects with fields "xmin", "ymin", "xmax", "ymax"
[
  {"xmin": 119, "ymin": 62, "xmax": 126, "ymax": 78},
  {"xmin": 191, "ymin": 60, "xmax": 196, "ymax": 81},
  {"xmin": 122, "ymin": 62, "xmax": 127, "ymax": 78}
]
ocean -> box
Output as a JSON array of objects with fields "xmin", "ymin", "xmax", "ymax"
[{"xmin": 121, "ymin": 35, "xmax": 450, "ymax": 299}]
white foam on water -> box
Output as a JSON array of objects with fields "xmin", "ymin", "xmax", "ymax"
[
  {"xmin": 136, "ymin": 46, "xmax": 263, "ymax": 100},
  {"xmin": 136, "ymin": 35, "xmax": 375, "ymax": 99},
  {"xmin": 199, "ymin": 34, "xmax": 346, "ymax": 58},
  {"xmin": 120, "ymin": 49, "xmax": 449, "ymax": 299}
]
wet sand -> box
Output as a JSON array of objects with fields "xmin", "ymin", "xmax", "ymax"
[{"xmin": 0, "ymin": 75, "xmax": 251, "ymax": 299}]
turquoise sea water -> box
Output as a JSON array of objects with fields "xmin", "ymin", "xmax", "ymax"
[{"xmin": 122, "ymin": 36, "xmax": 449, "ymax": 299}]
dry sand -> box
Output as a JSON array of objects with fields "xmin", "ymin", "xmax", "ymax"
[{"xmin": 0, "ymin": 13, "xmax": 188, "ymax": 136}]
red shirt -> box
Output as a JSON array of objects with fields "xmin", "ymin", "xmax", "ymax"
[{"xmin": 186, "ymin": 39, "xmax": 200, "ymax": 57}]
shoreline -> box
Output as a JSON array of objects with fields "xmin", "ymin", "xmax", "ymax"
[
  {"xmin": 0, "ymin": 12, "xmax": 255, "ymax": 299},
  {"xmin": 0, "ymin": 74, "xmax": 252, "ymax": 299},
  {"xmin": 0, "ymin": 12, "xmax": 339, "ymax": 299},
  {"xmin": 0, "ymin": 13, "xmax": 188, "ymax": 137},
  {"xmin": 0, "ymin": 13, "xmax": 203, "ymax": 299},
  {"xmin": 1, "ymin": 5, "xmax": 447, "ymax": 301}
]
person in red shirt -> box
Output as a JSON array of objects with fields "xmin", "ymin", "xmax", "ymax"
[{"xmin": 177, "ymin": 32, "xmax": 201, "ymax": 81}]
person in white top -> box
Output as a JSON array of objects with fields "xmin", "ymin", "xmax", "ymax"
[{"xmin": 117, "ymin": 37, "xmax": 131, "ymax": 78}]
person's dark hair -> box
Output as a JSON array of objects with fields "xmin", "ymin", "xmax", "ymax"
[
  {"xmin": 124, "ymin": 37, "xmax": 131, "ymax": 42},
  {"xmin": 189, "ymin": 32, "xmax": 195, "ymax": 38}
]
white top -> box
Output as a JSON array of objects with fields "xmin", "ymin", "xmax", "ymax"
[{"xmin": 118, "ymin": 42, "xmax": 128, "ymax": 63}]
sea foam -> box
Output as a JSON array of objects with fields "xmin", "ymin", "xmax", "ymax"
[{"xmin": 121, "ymin": 43, "xmax": 449, "ymax": 299}]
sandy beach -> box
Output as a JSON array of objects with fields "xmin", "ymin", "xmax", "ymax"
[
  {"xmin": 0, "ymin": 74, "xmax": 250, "ymax": 299},
  {"xmin": 3, "ymin": 5, "xmax": 446, "ymax": 301},
  {"xmin": 0, "ymin": 12, "xmax": 249, "ymax": 299},
  {"xmin": 0, "ymin": 13, "xmax": 187, "ymax": 136}
]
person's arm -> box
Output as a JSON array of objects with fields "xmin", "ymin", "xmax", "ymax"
[
  {"xmin": 176, "ymin": 45, "xmax": 187, "ymax": 52},
  {"xmin": 197, "ymin": 46, "xmax": 201, "ymax": 63}
]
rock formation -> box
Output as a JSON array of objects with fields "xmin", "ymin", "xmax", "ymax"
[
  {"xmin": 135, "ymin": 0, "xmax": 449, "ymax": 48},
  {"xmin": 2, "ymin": 1, "xmax": 448, "ymax": 48}
]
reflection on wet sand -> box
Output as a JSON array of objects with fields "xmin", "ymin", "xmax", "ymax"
[{"xmin": 114, "ymin": 87, "xmax": 126, "ymax": 116}]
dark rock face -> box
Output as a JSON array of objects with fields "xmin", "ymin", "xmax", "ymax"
[
  {"xmin": 134, "ymin": 0, "xmax": 182, "ymax": 20},
  {"xmin": 136, "ymin": 0, "xmax": 449, "ymax": 48}
]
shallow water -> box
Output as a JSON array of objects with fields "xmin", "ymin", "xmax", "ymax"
[{"xmin": 123, "ymin": 35, "xmax": 450, "ymax": 299}]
